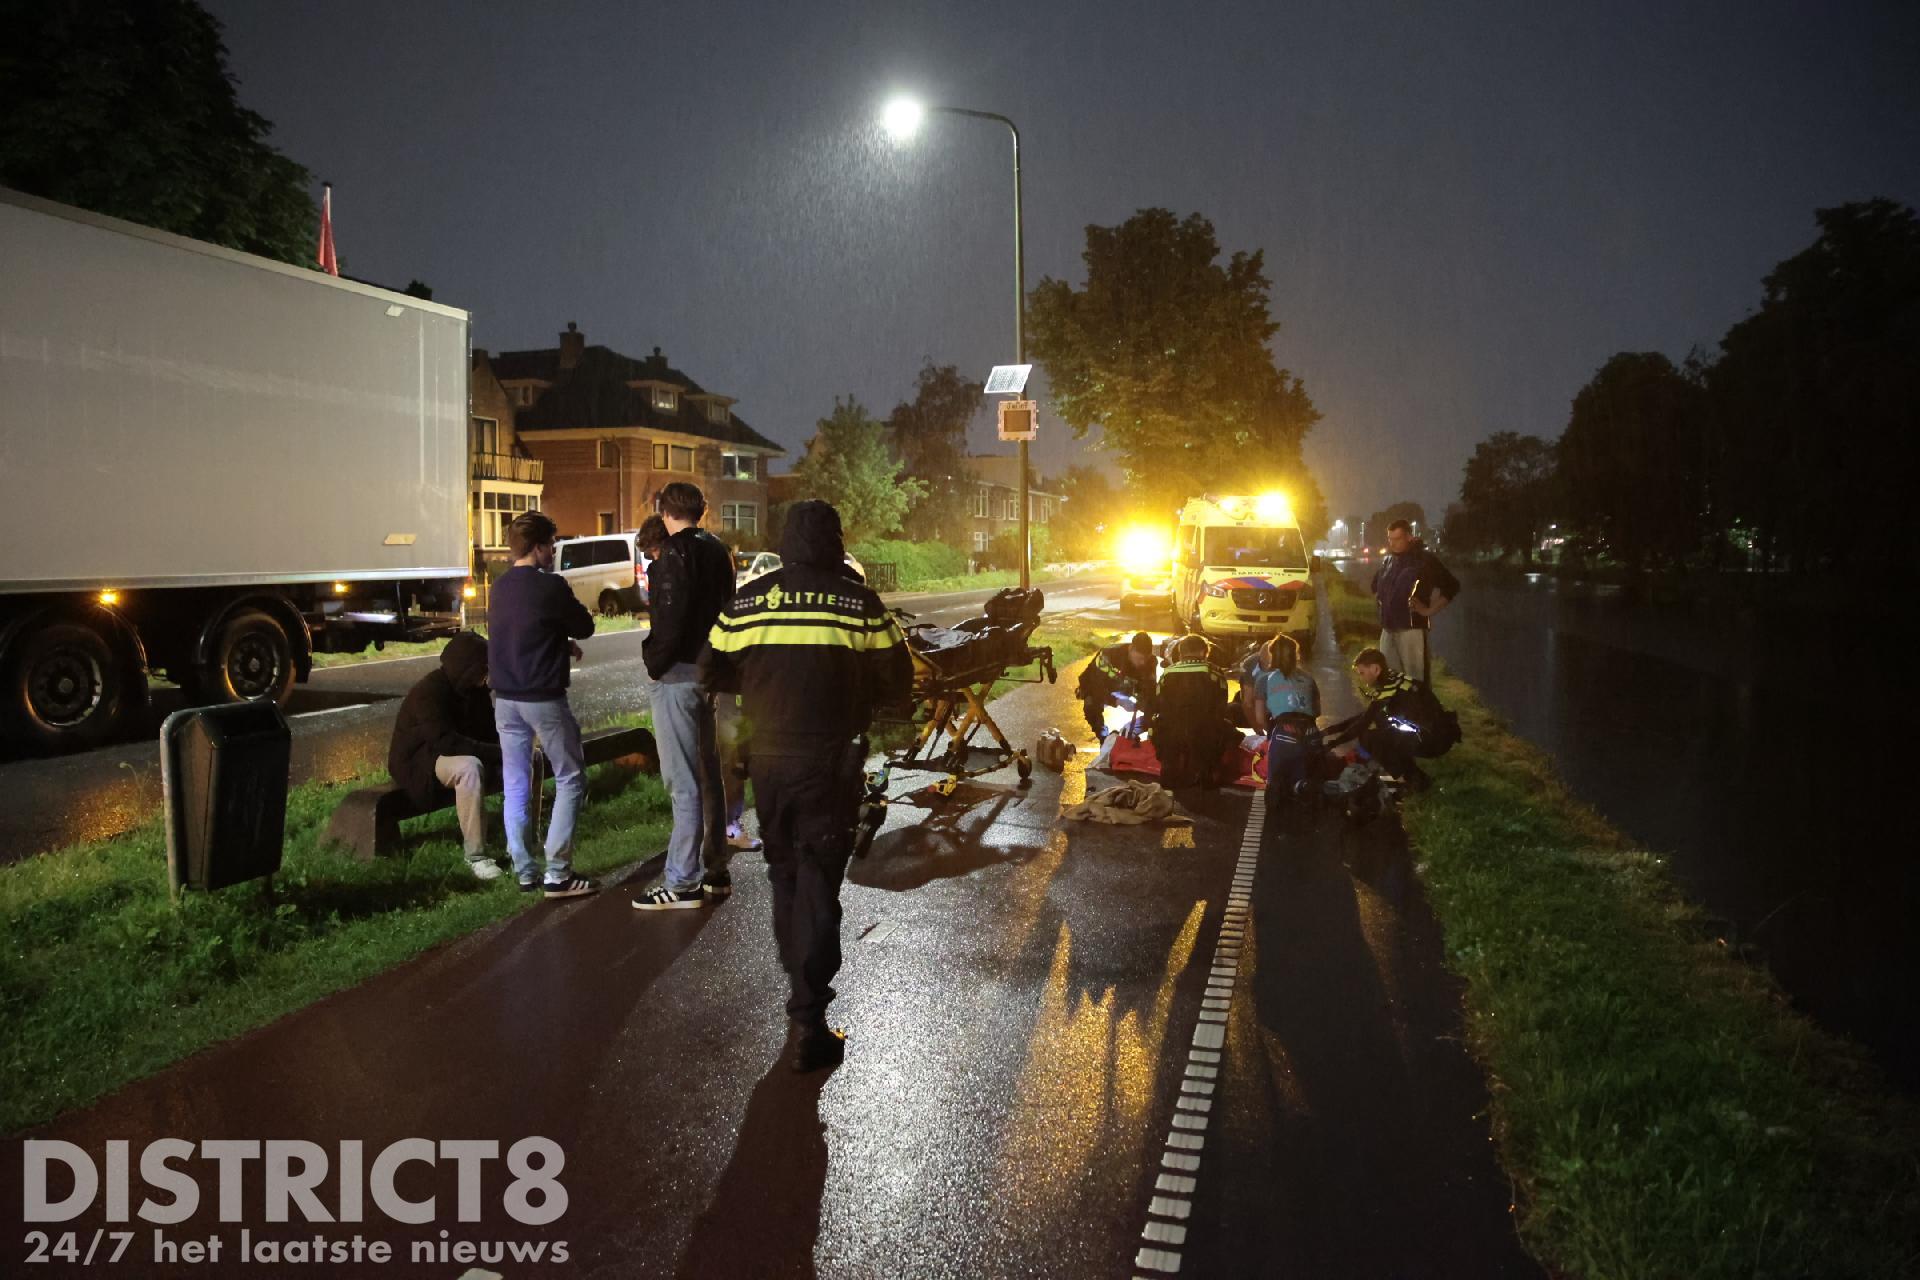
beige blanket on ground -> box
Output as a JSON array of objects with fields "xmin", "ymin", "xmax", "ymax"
[{"xmin": 1063, "ymin": 780, "xmax": 1189, "ymax": 825}]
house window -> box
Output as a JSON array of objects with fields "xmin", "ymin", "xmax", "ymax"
[
  {"xmin": 721, "ymin": 502, "xmax": 758, "ymax": 535},
  {"xmin": 673, "ymin": 445, "xmax": 693, "ymax": 472},
  {"xmin": 705, "ymin": 400, "xmax": 730, "ymax": 425},
  {"xmin": 652, "ymin": 387, "xmax": 679, "ymax": 412},
  {"xmin": 722, "ymin": 454, "xmax": 757, "ymax": 480},
  {"xmin": 972, "ymin": 487, "xmax": 989, "ymax": 518},
  {"xmin": 1004, "ymin": 498, "xmax": 1017, "ymax": 520},
  {"xmin": 972, "ymin": 530, "xmax": 989, "ymax": 553},
  {"xmin": 598, "ymin": 511, "xmax": 615, "ymax": 535},
  {"xmin": 511, "ymin": 385, "xmax": 533, "ymax": 407},
  {"xmin": 650, "ymin": 444, "xmax": 695, "ymax": 472},
  {"xmin": 471, "ymin": 416, "xmax": 499, "ymax": 457},
  {"xmin": 597, "ymin": 439, "xmax": 619, "ymax": 469}
]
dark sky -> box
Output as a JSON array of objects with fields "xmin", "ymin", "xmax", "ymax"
[{"xmin": 209, "ymin": 0, "xmax": 1920, "ymax": 527}]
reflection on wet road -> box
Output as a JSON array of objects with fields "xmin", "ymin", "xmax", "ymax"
[{"xmin": 0, "ymin": 586, "xmax": 1532, "ymax": 1278}]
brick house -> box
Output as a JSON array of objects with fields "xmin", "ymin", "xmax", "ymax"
[
  {"xmin": 495, "ymin": 324, "xmax": 784, "ymax": 545},
  {"xmin": 469, "ymin": 351, "xmax": 545, "ymax": 557},
  {"xmin": 962, "ymin": 454, "xmax": 1063, "ymax": 556}
]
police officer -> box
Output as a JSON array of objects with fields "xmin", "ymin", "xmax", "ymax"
[
  {"xmin": 699, "ymin": 501, "xmax": 912, "ymax": 1072},
  {"xmin": 1077, "ymin": 631, "xmax": 1157, "ymax": 740}
]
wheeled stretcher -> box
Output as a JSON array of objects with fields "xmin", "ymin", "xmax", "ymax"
[{"xmin": 852, "ymin": 588, "xmax": 1055, "ymax": 856}]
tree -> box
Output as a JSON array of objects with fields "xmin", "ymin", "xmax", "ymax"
[
  {"xmin": 793, "ymin": 397, "xmax": 926, "ymax": 543},
  {"xmin": 1703, "ymin": 199, "xmax": 1920, "ymax": 576},
  {"xmin": 1558, "ymin": 353, "xmax": 1706, "ymax": 571},
  {"xmin": 1455, "ymin": 433, "xmax": 1557, "ymax": 564},
  {"xmin": 1048, "ymin": 465, "xmax": 1121, "ymax": 559},
  {"xmin": 885, "ymin": 362, "xmax": 981, "ymax": 543},
  {"xmin": 0, "ymin": 0, "xmax": 317, "ymax": 265},
  {"xmin": 1027, "ymin": 208, "xmax": 1327, "ymax": 536}
]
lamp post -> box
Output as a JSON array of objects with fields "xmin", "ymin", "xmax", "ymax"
[{"xmin": 882, "ymin": 97, "xmax": 1030, "ymax": 589}]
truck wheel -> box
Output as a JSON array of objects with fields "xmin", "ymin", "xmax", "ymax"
[
  {"xmin": 597, "ymin": 590, "xmax": 624, "ymax": 617},
  {"xmin": 198, "ymin": 609, "xmax": 296, "ymax": 707},
  {"xmin": 5, "ymin": 621, "xmax": 124, "ymax": 752}
]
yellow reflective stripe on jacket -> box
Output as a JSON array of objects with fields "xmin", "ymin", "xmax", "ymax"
[
  {"xmin": 708, "ymin": 611, "xmax": 903, "ymax": 653},
  {"xmin": 1161, "ymin": 660, "xmax": 1224, "ymax": 688}
]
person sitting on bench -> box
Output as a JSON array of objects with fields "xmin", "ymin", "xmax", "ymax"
[
  {"xmin": 386, "ymin": 630, "xmax": 503, "ymax": 878},
  {"xmin": 1152, "ymin": 635, "xmax": 1238, "ymax": 788}
]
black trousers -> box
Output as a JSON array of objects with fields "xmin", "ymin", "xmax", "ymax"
[{"xmin": 750, "ymin": 749, "xmax": 862, "ymax": 1026}]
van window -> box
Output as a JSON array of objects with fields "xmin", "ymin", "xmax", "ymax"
[
  {"xmin": 1202, "ymin": 526, "xmax": 1307, "ymax": 569},
  {"xmin": 559, "ymin": 542, "xmax": 590, "ymax": 571},
  {"xmin": 596, "ymin": 540, "xmax": 631, "ymax": 566}
]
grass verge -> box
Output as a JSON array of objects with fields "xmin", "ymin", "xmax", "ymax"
[
  {"xmin": 0, "ymin": 764, "xmax": 670, "ymax": 1134},
  {"xmin": 1400, "ymin": 668, "xmax": 1920, "ymax": 1278},
  {"xmin": 895, "ymin": 567, "xmax": 1067, "ymax": 596},
  {"xmin": 1323, "ymin": 570, "xmax": 1378, "ymax": 648},
  {"xmin": 309, "ymin": 615, "xmax": 646, "ymax": 669}
]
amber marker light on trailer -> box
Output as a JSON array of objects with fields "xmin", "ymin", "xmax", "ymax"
[
  {"xmin": 332, "ymin": 581, "xmax": 349, "ymax": 594},
  {"xmin": 462, "ymin": 583, "xmax": 478, "ymax": 600},
  {"xmin": 97, "ymin": 589, "xmax": 119, "ymax": 606}
]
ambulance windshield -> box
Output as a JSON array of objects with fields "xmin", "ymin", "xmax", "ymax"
[{"xmin": 1202, "ymin": 526, "xmax": 1307, "ymax": 569}]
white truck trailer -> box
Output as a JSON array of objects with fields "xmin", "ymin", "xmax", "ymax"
[{"xmin": 0, "ymin": 188, "xmax": 472, "ymax": 752}]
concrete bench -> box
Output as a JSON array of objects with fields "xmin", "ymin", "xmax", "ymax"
[{"xmin": 325, "ymin": 725, "xmax": 656, "ymax": 861}]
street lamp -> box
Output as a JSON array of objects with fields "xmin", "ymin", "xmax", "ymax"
[{"xmin": 881, "ymin": 94, "xmax": 1031, "ymax": 589}]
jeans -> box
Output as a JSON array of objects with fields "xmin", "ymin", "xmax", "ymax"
[
  {"xmin": 1377, "ymin": 627, "xmax": 1428, "ymax": 683},
  {"xmin": 652, "ymin": 673, "xmax": 728, "ymax": 891},
  {"xmin": 494, "ymin": 696, "xmax": 586, "ymax": 884}
]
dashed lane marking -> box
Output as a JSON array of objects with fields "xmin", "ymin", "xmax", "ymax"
[{"xmin": 1126, "ymin": 788, "xmax": 1267, "ymax": 1278}]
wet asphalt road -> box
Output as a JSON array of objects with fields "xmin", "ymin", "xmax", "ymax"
[
  {"xmin": 1, "ymin": 586, "xmax": 1536, "ymax": 1278},
  {"xmin": 0, "ymin": 577, "xmax": 1118, "ymax": 862}
]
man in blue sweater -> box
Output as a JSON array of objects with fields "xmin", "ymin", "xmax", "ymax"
[{"xmin": 488, "ymin": 511, "xmax": 598, "ymax": 898}]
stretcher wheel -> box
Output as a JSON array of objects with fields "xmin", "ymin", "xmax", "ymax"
[
  {"xmin": 852, "ymin": 801, "xmax": 886, "ymax": 859},
  {"xmin": 1015, "ymin": 751, "xmax": 1033, "ymax": 780}
]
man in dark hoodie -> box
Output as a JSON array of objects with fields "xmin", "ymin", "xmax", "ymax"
[
  {"xmin": 1370, "ymin": 519, "xmax": 1460, "ymax": 685},
  {"xmin": 387, "ymin": 630, "xmax": 502, "ymax": 878},
  {"xmin": 700, "ymin": 500, "xmax": 912, "ymax": 1072},
  {"xmin": 489, "ymin": 511, "xmax": 598, "ymax": 898},
  {"xmin": 633, "ymin": 482, "xmax": 737, "ymax": 910}
]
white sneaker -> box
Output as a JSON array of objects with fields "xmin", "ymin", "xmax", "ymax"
[{"xmin": 467, "ymin": 857, "xmax": 505, "ymax": 881}]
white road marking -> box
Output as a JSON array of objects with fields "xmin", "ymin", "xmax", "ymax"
[
  {"xmin": 1128, "ymin": 788, "xmax": 1268, "ymax": 1277},
  {"xmin": 1136, "ymin": 1245, "xmax": 1183, "ymax": 1272},
  {"xmin": 292, "ymin": 703, "xmax": 369, "ymax": 719}
]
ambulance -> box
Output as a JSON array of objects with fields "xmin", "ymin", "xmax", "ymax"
[{"xmin": 1169, "ymin": 493, "xmax": 1319, "ymax": 654}]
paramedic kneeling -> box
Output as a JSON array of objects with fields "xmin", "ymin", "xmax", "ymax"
[
  {"xmin": 699, "ymin": 500, "xmax": 912, "ymax": 1073},
  {"xmin": 1253, "ymin": 634, "xmax": 1323, "ymax": 801},
  {"xmin": 1078, "ymin": 632, "xmax": 1157, "ymax": 741}
]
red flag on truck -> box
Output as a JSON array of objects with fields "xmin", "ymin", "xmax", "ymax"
[{"xmin": 316, "ymin": 183, "xmax": 338, "ymax": 276}]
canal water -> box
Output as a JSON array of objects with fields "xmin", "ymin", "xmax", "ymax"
[{"xmin": 1359, "ymin": 566, "xmax": 1916, "ymax": 1092}]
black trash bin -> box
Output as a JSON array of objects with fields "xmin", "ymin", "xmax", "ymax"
[{"xmin": 161, "ymin": 701, "xmax": 292, "ymax": 894}]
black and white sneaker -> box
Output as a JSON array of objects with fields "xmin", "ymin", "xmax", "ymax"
[
  {"xmin": 542, "ymin": 875, "xmax": 598, "ymax": 899},
  {"xmin": 631, "ymin": 886, "xmax": 704, "ymax": 910}
]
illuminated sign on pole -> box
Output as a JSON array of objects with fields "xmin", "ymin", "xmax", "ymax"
[{"xmin": 996, "ymin": 399, "xmax": 1037, "ymax": 442}]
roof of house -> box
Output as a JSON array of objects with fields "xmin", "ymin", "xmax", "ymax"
[{"xmin": 489, "ymin": 341, "xmax": 784, "ymax": 454}]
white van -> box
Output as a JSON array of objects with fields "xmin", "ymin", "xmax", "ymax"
[
  {"xmin": 1170, "ymin": 494, "xmax": 1319, "ymax": 654},
  {"xmin": 554, "ymin": 532, "xmax": 648, "ymax": 615}
]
